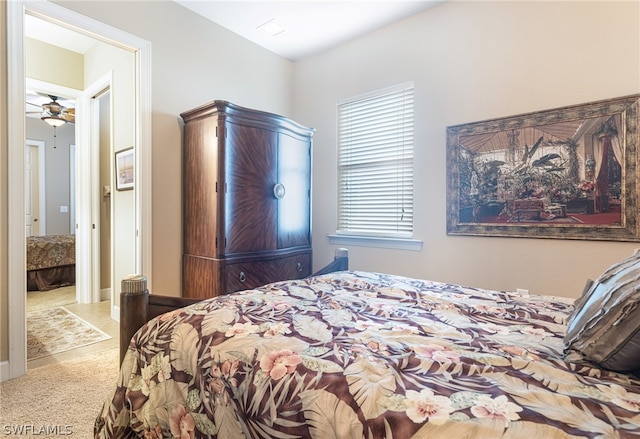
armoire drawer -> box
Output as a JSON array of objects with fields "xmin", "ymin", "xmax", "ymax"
[{"xmin": 226, "ymin": 253, "xmax": 311, "ymax": 293}]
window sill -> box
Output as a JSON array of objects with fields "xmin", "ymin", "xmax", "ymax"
[{"xmin": 327, "ymin": 234, "xmax": 423, "ymax": 251}]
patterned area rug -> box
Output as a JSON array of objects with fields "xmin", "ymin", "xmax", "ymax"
[{"xmin": 27, "ymin": 306, "xmax": 111, "ymax": 360}]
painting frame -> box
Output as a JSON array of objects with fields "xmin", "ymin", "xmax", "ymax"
[
  {"xmin": 446, "ymin": 94, "xmax": 640, "ymax": 241},
  {"xmin": 115, "ymin": 147, "xmax": 134, "ymax": 191}
]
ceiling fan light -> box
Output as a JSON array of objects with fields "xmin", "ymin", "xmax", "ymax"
[{"xmin": 42, "ymin": 115, "xmax": 66, "ymax": 127}]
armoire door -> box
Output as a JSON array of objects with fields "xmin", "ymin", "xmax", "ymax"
[
  {"xmin": 183, "ymin": 115, "xmax": 220, "ymax": 259},
  {"xmin": 224, "ymin": 121, "xmax": 278, "ymax": 254},
  {"xmin": 277, "ymin": 132, "xmax": 311, "ymax": 249}
]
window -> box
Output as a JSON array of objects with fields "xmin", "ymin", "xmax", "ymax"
[{"xmin": 337, "ymin": 82, "xmax": 414, "ymax": 239}]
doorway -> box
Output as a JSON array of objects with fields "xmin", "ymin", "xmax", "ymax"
[
  {"xmin": 5, "ymin": 0, "xmax": 152, "ymax": 381},
  {"xmin": 25, "ymin": 79, "xmax": 80, "ymax": 307}
]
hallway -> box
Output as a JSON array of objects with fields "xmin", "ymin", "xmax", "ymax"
[{"xmin": 26, "ymin": 287, "xmax": 118, "ymax": 370}]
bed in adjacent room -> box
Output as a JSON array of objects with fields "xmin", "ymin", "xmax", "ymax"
[
  {"xmin": 26, "ymin": 234, "xmax": 76, "ymax": 291},
  {"xmin": 96, "ymin": 249, "xmax": 640, "ymax": 438}
]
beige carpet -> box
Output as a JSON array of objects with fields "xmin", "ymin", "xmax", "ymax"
[
  {"xmin": 26, "ymin": 285, "xmax": 76, "ymax": 312},
  {"xmin": 27, "ymin": 306, "xmax": 111, "ymax": 360},
  {"xmin": 0, "ymin": 348, "xmax": 119, "ymax": 437}
]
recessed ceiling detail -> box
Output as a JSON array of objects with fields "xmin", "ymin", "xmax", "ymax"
[{"xmin": 257, "ymin": 19, "xmax": 286, "ymax": 37}]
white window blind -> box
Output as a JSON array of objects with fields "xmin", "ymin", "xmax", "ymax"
[{"xmin": 337, "ymin": 82, "xmax": 414, "ymax": 238}]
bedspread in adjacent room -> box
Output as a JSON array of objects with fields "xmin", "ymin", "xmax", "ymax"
[
  {"xmin": 26, "ymin": 234, "xmax": 75, "ymax": 291},
  {"xmin": 95, "ymin": 271, "xmax": 640, "ymax": 438}
]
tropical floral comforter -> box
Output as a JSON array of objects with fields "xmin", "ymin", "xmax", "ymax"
[{"xmin": 95, "ymin": 271, "xmax": 640, "ymax": 438}]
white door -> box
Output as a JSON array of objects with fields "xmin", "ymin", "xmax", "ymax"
[{"xmin": 25, "ymin": 141, "xmax": 45, "ymax": 236}]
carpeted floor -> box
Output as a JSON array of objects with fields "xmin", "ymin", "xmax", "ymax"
[
  {"xmin": 27, "ymin": 306, "xmax": 111, "ymax": 360},
  {"xmin": 0, "ymin": 348, "xmax": 119, "ymax": 437}
]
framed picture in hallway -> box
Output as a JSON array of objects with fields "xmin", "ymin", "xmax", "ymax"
[
  {"xmin": 446, "ymin": 94, "xmax": 640, "ymax": 241},
  {"xmin": 115, "ymin": 147, "xmax": 134, "ymax": 191}
]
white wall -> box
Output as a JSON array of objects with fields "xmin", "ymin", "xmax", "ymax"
[
  {"xmin": 84, "ymin": 40, "xmax": 135, "ymax": 306},
  {"xmin": 25, "ymin": 38, "xmax": 80, "ymax": 237},
  {"xmin": 53, "ymin": 0, "xmax": 295, "ymax": 296},
  {"xmin": 295, "ymin": 1, "xmax": 640, "ymax": 298},
  {"xmin": 26, "ymin": 38, "xmax": 83, "ymax": 89}
]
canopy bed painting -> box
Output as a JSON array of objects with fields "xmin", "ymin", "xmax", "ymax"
[
  {"xmin": 447, "ymin": 94, "xmax": 640, "ymax": 241},
  {"xmin": 26, "ymin": 234, "xmax": 76, "ymax": 291},
  {"xmin": 97, "ymin": 248, "xmax": 640, "ymax": 438}
]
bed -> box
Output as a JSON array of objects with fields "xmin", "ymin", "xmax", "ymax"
[
  {"xmin": 26, "ymin": 234, "xmax": 76, "ymax": 291},
  {"xmin": 96, "ymin": 248, "xmax": 640, "ymax": 438}
]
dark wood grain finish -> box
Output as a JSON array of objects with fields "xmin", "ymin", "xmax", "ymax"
[
  {"xmin": 181, "ymin": 101, "xmax": 314, "ymax": 299},
  {"xmin": 120, "ymin": 289, "xmax": 148, "ymax": 364},
  {"xmin": 182, "ymin": 255, "xmax": 225, "ymax": 299},
  {"xmin": 225, "ymin": 122, "xmax": 278, "ymax": 253},
  {"xmin": 183, "ymin": 116, "xmax": 221, "ymax": 258},
  {"xmin": 148, "ymin": 295, "xmax": 201, "ymax": 320},
  {"xmin": 226, "ymin": 251, "xmax": 311, "ymax": 292}
]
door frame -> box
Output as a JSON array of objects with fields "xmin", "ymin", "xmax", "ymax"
[
  {"xmin": 5, "ymin": 0, "xmax": 152, "ymax": 381},
  {"xmin": 80, "ymin": 73, "xmax": 113, "ymax": 306}
]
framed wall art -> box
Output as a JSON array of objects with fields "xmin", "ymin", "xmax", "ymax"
[
  {"xmin": 115, "ymin": 147, "xmax": 134, "ymax": 191},
  {"xmin": 446, "ymin": 94, "xmax": 640, "ymax": 241}
]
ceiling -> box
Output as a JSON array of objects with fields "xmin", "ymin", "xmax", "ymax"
[
  {"xmin": 173, "ymin": 1, "xmax": 444, "ymax": 60},
  {"xmin": 23, "ymin": 1, "xmax": 443, "ymax": 115},
  {"xmin": 25, "ymin": 1, "xmax": 444, "ymax": 61},
  {"xmin": 25, "ymin": 13, "xmax": 97, "ymax": 55}
]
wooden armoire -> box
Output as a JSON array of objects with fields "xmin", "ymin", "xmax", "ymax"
[{"xmin": 180, "ymin": 101, "xmax": 314, "ymax": 299}]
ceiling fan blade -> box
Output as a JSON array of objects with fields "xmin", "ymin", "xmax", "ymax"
[
  {"xmin": 62, "ymin": 108, "xmax": 75, "ymax": 122},
  {"xmin": 42, "ymin": 101, "xmax": 65, "ymax": 116},
  {"xmin": 34, "ymin": 91, "xmax": 57, "ymax": 100},
  {"xmin": 26, "ymin": 92, "xmax": 76, "ymax": 122}
]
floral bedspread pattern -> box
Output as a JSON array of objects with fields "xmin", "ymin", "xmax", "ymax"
[
  {"xmin": 26, "ymin": 234, "xmax": 75, "ymax": 270},
  {"xmin": 95, "ymin": 271, "xmax": 640, "ymax": 438}
]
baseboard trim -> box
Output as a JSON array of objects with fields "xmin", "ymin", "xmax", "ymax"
[
  {"xmin": 1, "ymin": 360, "xmax": 10, "ymax": 382},
  {"xmin": 100, "ymin": 288, "xmax": 111, "ymax": 302},
  {"xmin": 111, "ymin": 305, "xmax": 120, "ymax": 322}
]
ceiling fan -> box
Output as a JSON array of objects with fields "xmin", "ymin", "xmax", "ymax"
[{"xmin": 26, "ymin": 92, "xmax": 75, "ymax": 126}]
